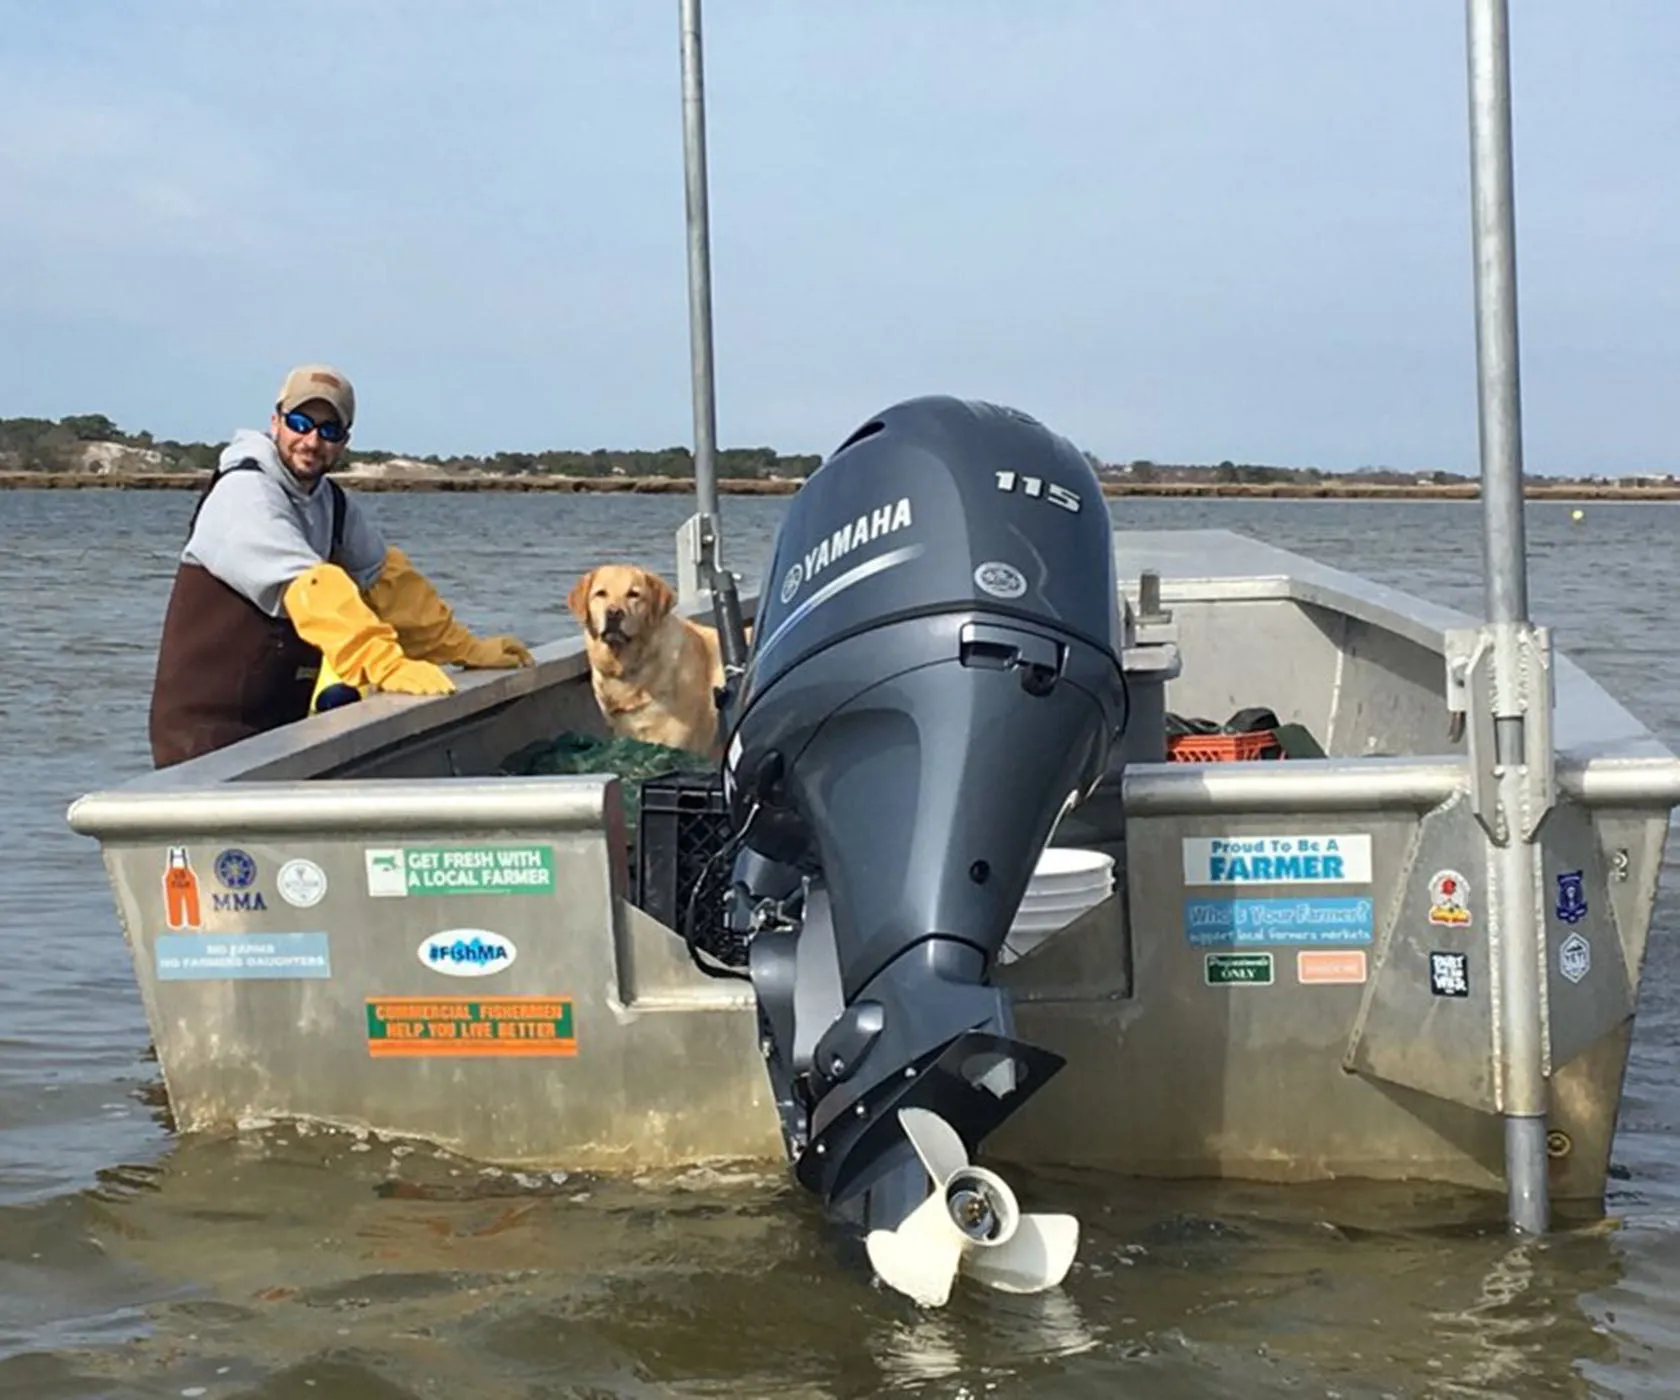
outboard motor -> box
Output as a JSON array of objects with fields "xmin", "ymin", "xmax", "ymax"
[{"xmin": 718, "ymin": 396, "xmax": 1128, "ymax": 1306}]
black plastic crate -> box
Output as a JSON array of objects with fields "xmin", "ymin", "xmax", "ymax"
[{"xmin": 633, "ymin": 770, "xmax": 746, "ymax": 968}]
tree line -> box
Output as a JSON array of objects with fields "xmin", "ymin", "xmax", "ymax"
[
  {"xmin": 0, "ymin": 414, "xmax": 824, "ymax": 480},
  {"xmin": 3, "ymin": 413, "xmax": 1648, "ymax": 487}
]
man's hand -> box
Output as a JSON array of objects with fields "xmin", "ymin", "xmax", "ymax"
[
  {"xmin": 459, "ymin": 634, "xmax": 535, "ymax": 669},
  {"xmin": 375, "ymin": 657, "xmax": 458, "ymax": 695}
]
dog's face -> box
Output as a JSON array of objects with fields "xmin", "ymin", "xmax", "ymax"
[{"xmin": 567, "ymin": 565, "xmax": 676, "ymax": 652}]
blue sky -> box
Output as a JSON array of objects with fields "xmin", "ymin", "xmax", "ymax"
[{"xmin": 0, "ymin": 2, "xmax": 1673, "ymax": 474}]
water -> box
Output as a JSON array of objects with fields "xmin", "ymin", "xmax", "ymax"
[{"xmin": 1, "ymin": 488, "xmax": 1675, "ymax": 1398}]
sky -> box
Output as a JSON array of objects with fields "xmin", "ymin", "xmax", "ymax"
[{"xmin": 0, "ymin": 1, "xmax": 1674, "ymax": 475}]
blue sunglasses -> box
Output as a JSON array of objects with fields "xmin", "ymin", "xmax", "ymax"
[{"xmin": 281, "ymin": 409, "xmax": 349, "ymax": 444}]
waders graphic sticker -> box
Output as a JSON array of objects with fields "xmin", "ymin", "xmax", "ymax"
[{"xmin": 162, "ymin": 846, "xmax": 202, "ymax": 930}]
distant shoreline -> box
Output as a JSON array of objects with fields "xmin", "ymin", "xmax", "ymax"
[{"xmin": 4, "ymin": 470, "xmax": 1678, "ymax": 501}]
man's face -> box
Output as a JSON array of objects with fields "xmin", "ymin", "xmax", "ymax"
[{"xmin": 271, "ymin": 397, "xmax": 350, "ymax": 485}]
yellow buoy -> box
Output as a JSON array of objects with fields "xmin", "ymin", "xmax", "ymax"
[{"xmin": 1570, "ymin": 508, "xmax": 1585, "ymax": 522}]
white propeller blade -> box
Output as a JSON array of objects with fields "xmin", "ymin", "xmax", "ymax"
[
  {"xmin": 962, "ymin": 1212, "xmax": 1080, "ymax": 1295},
  {"xmin": 864, "ymin": 1190, "xmax": 968, "ymax": 1307},
  {"xmin": 900, "ymin": 1106, "xmax": 969, "ymax": 1184},
  {"xmin": 864, "ymin": 1107, "xmax": 1079, "ymax": 1307}
]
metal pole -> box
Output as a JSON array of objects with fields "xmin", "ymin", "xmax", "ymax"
[
  {"xmin": 1464, "ymin": 0, "xmax": 1549, "ymax": 1234},
  {"xmin": 676, "ymin": 0, "xmax": 722, "ymax": 600},
  {"xmin": 1467, "ymin": 0, "xmax": 1528, "ymax": 627}
]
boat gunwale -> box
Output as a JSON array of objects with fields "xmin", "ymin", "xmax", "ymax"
[
  {"xmin": 1115, "ymin": 528, "xmax": 1675, "ymax": 765},
  {"xmin": 65, "ymin": 532, "xmax": 1680, "ymax": 840}
]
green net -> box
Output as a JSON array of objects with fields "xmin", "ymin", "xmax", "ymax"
[{"xmin": 497, "ymin": 731, "xmax": 715, "ymax": 839}]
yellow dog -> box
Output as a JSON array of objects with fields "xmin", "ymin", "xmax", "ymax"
[{"xmin": 568, "ymin": 564, "xmax": 727, "ymax": 758}]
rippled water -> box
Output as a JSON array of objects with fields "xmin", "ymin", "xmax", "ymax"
[{"xmin": 1, "ymin": 488, "xmax": 1675, "ymax": 1398}]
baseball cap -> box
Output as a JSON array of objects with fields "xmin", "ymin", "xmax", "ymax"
[{"xmin": 275, "ymin": 364, "xmax": 356, "ymax": 428}]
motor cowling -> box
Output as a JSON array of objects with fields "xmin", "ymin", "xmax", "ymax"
[{"xmin": 739, "ymin": 396, "xmax": 1123, "ymax": 716}]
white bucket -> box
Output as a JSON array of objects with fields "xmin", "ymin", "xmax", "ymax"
[
  {"xmin": 1016, "ymin": 890, "xmax": 1109, "ymax": 918},
  {"xmin": 1026, "ymin": 847, "xmax": 1116, "ymax": 898},
  {"xmin": 1001, "ymin": 847, "xmax": 1115, "ymax": 962}
]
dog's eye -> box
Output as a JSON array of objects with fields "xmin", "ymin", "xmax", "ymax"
[
  {"xmin": 592, "ymin": 590, "xmax": 608, "ymax": 600},
  {"xmin": 628, "ymin": 589, "xmax": 642, "ymax": 600}
]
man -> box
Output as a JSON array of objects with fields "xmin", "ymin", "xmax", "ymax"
[{"xmin": 148, "ymin": 363, "xmax": 533, "ymax": 768}]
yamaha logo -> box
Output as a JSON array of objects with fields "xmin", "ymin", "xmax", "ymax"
[
  {"xmin": 974, "ymin": 561, "xmax": 1027, "ymax": 599},
  {"xmin": 780, "ymin": 496, "xmax": 915, "ymax": 605}
]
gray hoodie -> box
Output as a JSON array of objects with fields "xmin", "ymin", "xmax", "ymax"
[{"xmin": 182, "ymin": 429, "xmax": 388, "ymax": 618}]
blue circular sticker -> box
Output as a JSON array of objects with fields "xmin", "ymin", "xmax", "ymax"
[{"xmin": 215, "ymin": 848, "xmax": 258, "ymax": 890}]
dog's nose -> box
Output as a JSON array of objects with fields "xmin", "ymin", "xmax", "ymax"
[{"xmin": 604, "ymin": 607, "xmax": 626, "ymax": 628}]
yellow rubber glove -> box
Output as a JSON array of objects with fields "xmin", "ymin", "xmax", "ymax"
[
  {"xmin": 284, "ymin": 563, "xmax": 456, "ymax": 696},
  {"xmin": 310, "ymin": 654, "xmax": 368, "ymax": 712},
  {"xmin": 364, "ymin": 547, "xmax": 534, "ymax": 670}
]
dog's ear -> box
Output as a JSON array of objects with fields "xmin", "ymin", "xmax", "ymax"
[
  {"xmin": 643, "ymin": 570, "xmax": 676, "ymax": 621},
  {"xmin": 567, "ymin": 570, "xmax": 596, "ymax": 626}
]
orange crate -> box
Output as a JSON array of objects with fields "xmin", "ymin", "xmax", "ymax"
[{"xmin": 1167, "ymin": 730, "xmax": 1280, "ymax": 763}]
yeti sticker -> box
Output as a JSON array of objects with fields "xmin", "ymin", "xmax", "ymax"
[{"xmin": 781, "ymin": 497, "xmax": 913, "ymax": 602}]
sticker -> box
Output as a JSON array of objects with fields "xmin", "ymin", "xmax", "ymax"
[
  {"xmin": 1203, "ymin": 952, "xmax": 1274, "ymax": 986},
  {"xmin": 1297, "ymin": 950, "xmax": 1368, "ymax": 985},
  {"xmin": 1427, "ymin": 870, "xmax": 1472, "ymax": 927},
  {"xmin": 1182, "ymin": 835, "xmax": 1372, "ymax": 886},
  {"xmin": 1185, "ymin": 896, "xmax": 1373, "ymax": 947},
  {"xmin": 780, "ymin": 562, "xmax": 804, "ymax": 604},
  {"xmin": 973, "ymin": 561, "xmax": 1028, "ymax": 599},
  {"xmin": 364, "ymin": 845, "xmax": 556, "ymax": 898},
  {"xmin": 365, "ymin": 997, "xmax": 576, "ymax": 1056},
  {"xmin": 163, "ymin": 846, "xmax": 202, "ymax": 931},
  {"xmin": 277, "ymin": 858, "xmax": 328, "ymax": 909},
  {"xmin": 1559, "ymin": 932, "xmax": 1591, "ymax": 984},
  {"xmin": 214, "ymin": 848, "xmax": 258, "ymax": 890},
  {"xmin": 212, "ymin": 886, "xmax": 268, "ymax": 914},
  {"xmin": 1555, "ymin": 870, "xmax": 1588, "ymax": 925},
  {"xmin": 156, "ymin": 932, "xmax": 331, "ymax": 981},
  {"xmin": 1429, "ymin": 950, "xmax": 1470, "ymax": 997},
  {"xmin": 418, "ymin": 929, "xmax": 518, "ymax": 977}
]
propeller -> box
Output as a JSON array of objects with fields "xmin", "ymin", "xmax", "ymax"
[{"xmin": 864, "ymin": 1106, "xmax": 1080, "ymax": 1307}]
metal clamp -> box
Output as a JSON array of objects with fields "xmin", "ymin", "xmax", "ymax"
[
  {"xmin": 1443, "ymin": 622, "xmax": 1556, "ymax": 843},
  {"xmin": 675, "ymin": 513, "xmax": 720, "ymax": 615}
]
